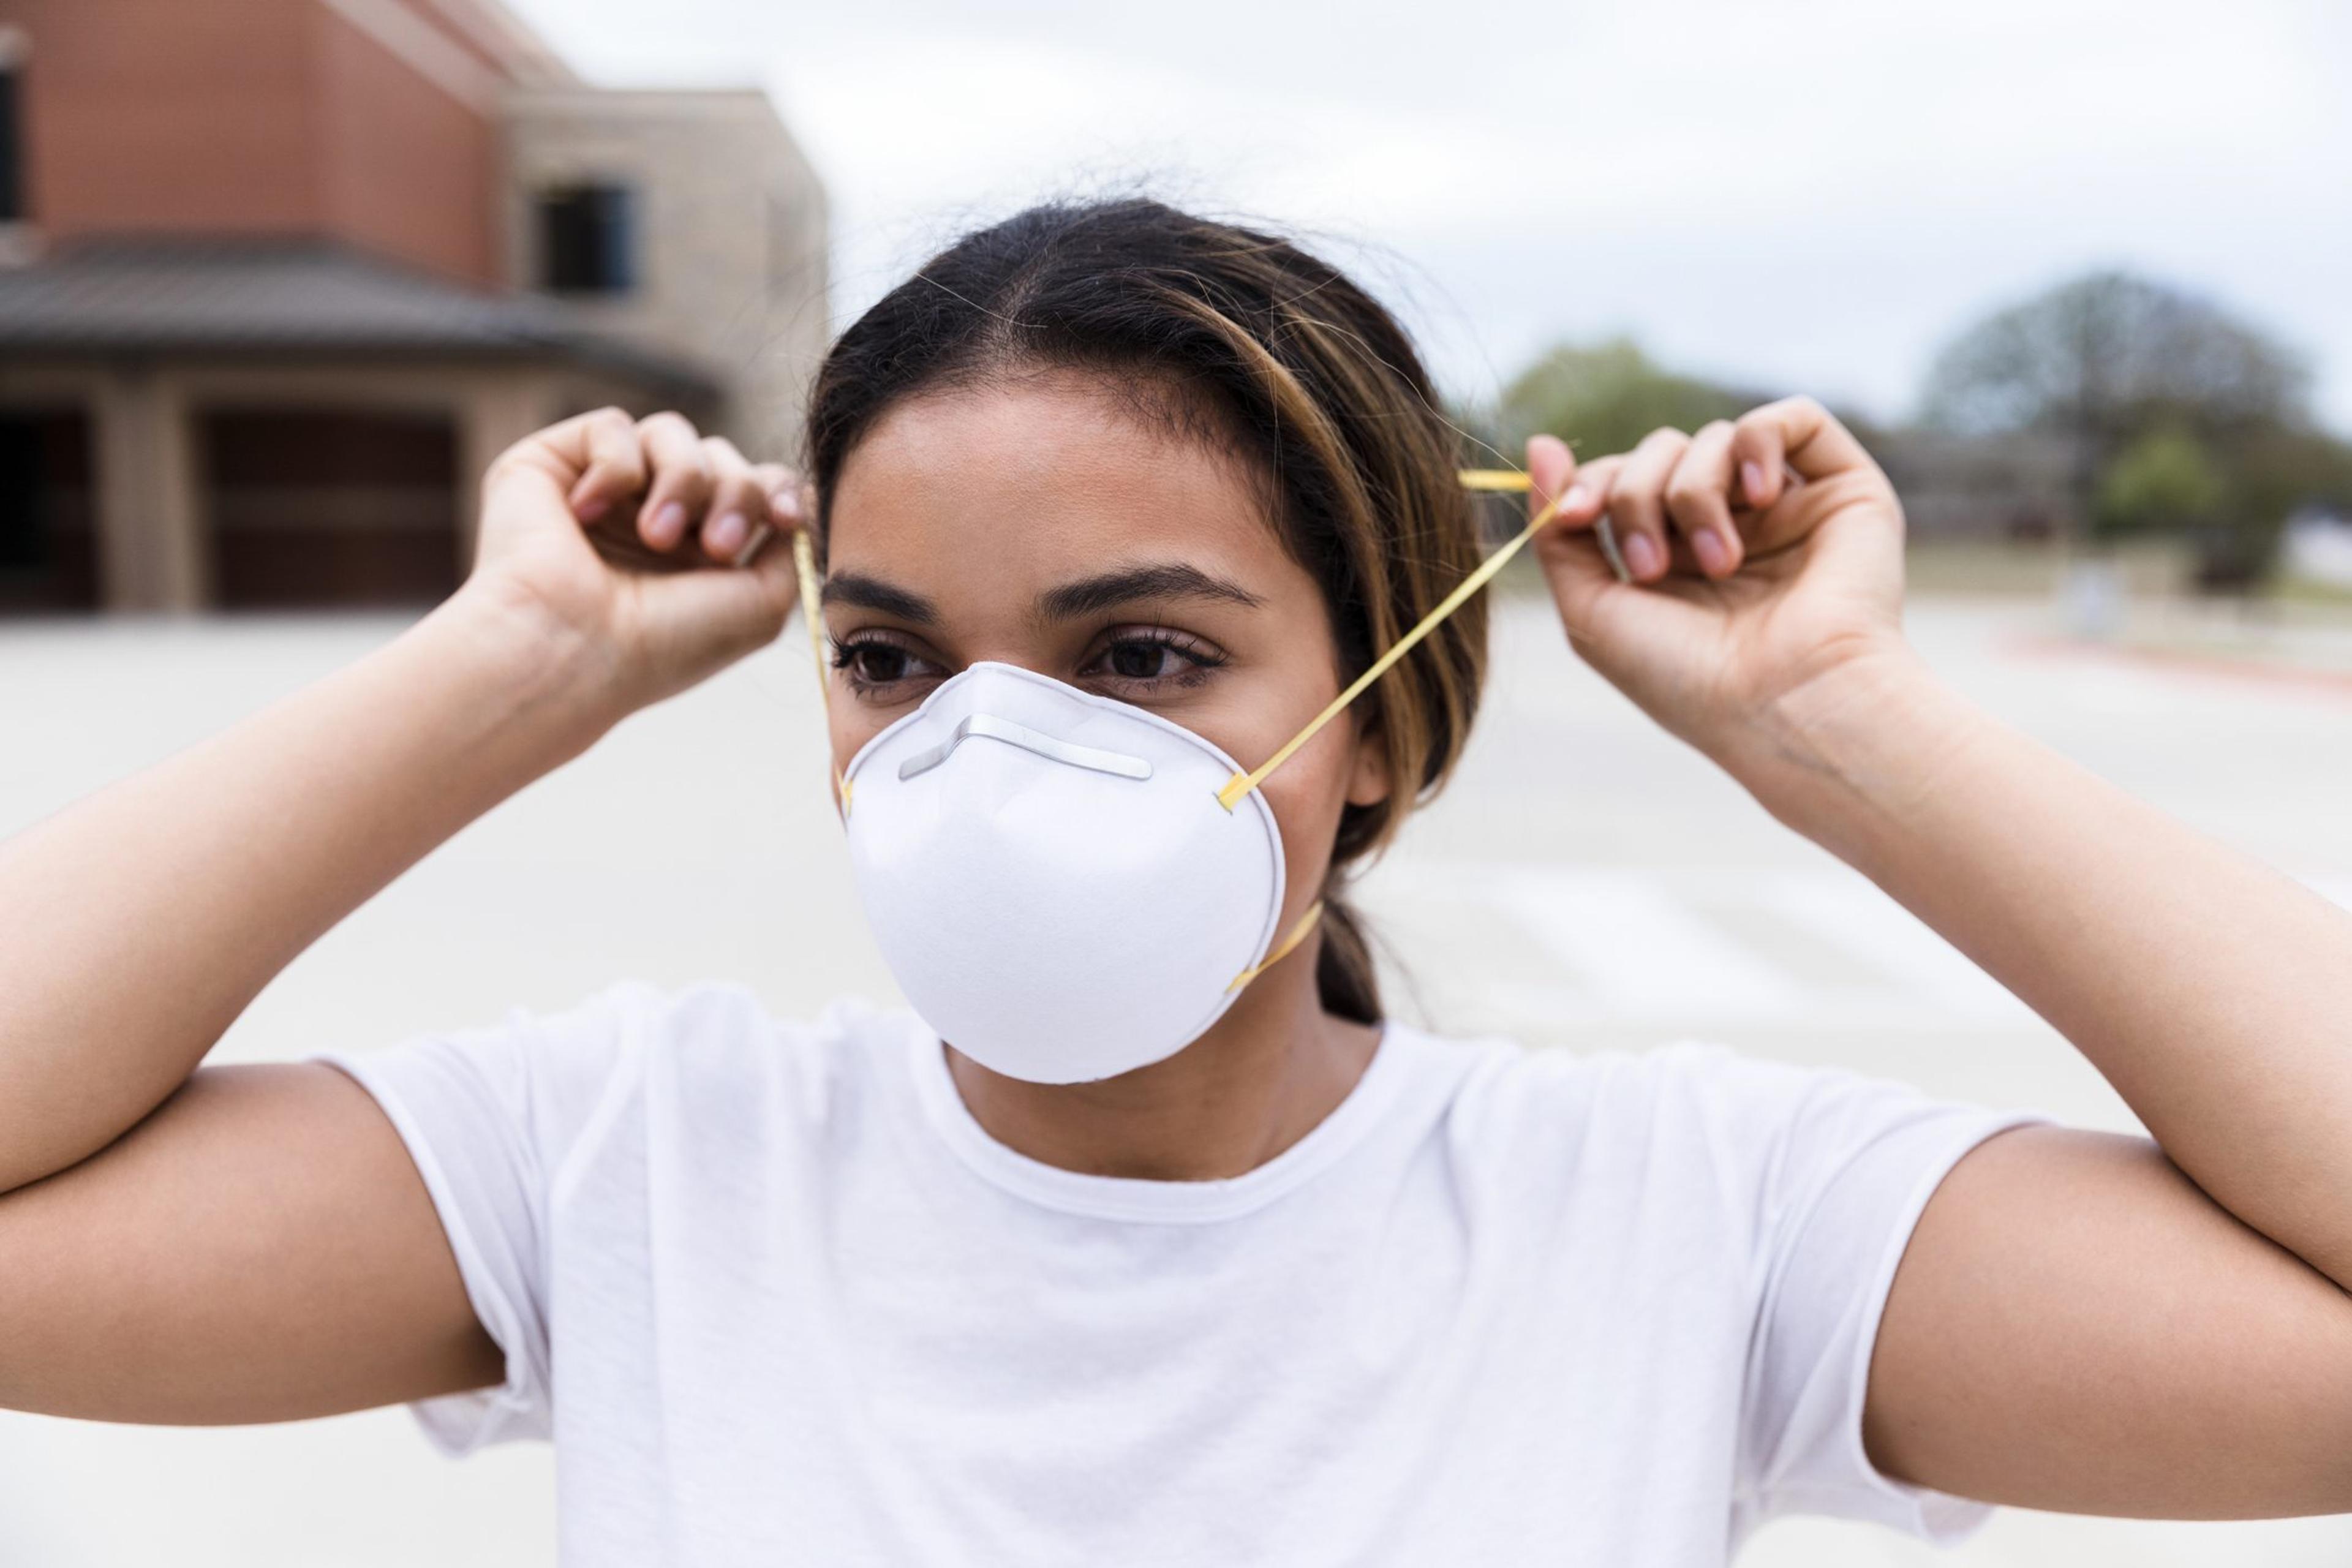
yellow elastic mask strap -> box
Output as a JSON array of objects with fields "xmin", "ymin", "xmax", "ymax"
[
  {"xmin": 1226, "ymin": 899, "xmax": 1325, "ymax": 993},
  {"xmin": 791, "ymin": 529, "xmax": 853, "ymax": 813},
  {"xmin": 1213, "ymin": 470, "xmax": 1570, "ymax": 813}
]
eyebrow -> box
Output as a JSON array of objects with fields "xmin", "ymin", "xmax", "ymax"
[
  {"xmin": 817, "ymin": 561, "xmax": 1264, "ymax": 629},
  {"xmin": 1036, "ymin": 564, "xmax": 1265, "ymax": 622},
  {"xmin": 822, "ymin": 571, "xmax": 940, "ymax": 625}
]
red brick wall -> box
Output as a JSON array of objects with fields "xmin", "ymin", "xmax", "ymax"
[
  {"xmin": 5, "ymin": 0, "xmax": 319, "ymax": 236},
  {"xmin": 314, "ymin": 5, "xmax": 499, "ymax": 284},
  {"xmin": 0, "ymin": 0, "xmax": 503, "ymax": 285}
]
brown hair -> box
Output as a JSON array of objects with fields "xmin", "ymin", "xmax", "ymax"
[{"xmin": 804, "ymin": 198, "xmax": 1487, "ymax": 1023}]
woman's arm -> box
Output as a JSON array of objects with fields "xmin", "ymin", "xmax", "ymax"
[
  {"xmin": 0, "ymin": 409, "xmax": 800, "ymax": 1419},
  {"xmin": 1748, "ymin": 637, "xmax": 2352, "ymax": 1297},
  {"xmin": 1527, "ymin": 400, "xmax": 2352, "ymax": 1515},
  {"xmin": 1744, "ymin": 617, "xmax": 2352, "ymax": 1515},
  {"xmin": 0, "ymin": 584, "xmax": 610, "ymax": 1193}
]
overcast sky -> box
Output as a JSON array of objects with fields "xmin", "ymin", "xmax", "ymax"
[{"xmin": 507, "ymin": 0, "xmax": 2352, "ymax": 432}]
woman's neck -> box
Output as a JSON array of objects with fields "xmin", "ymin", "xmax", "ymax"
[{"xmin": 942, "ymin": 944, "xmax": 1382, "ymax": 1182}]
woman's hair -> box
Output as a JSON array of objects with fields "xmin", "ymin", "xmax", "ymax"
[{"xmin": 804, "ymin": 198, "xmax": 1487, "ymax": 1023}]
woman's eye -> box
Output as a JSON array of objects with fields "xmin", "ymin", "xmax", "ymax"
[
  {"xmin": 851, "ymin": 644, "xmax": 911, "ymax": 683},
  {"xmin": 1085, "ymin": 630, "xmax": 1226, "ymax": 691},
  {"xmin": 833, "ymin": 636, "xmax": 938, "ymax": 693},
  {"xmin": 1107, "ymin": 640, "xmax": 1176, "ymax": 680}
]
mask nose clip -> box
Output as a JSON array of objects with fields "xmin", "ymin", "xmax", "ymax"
[{"xmin": 897, "ymin": 712, "xmax": 1155, "ymax": 783}]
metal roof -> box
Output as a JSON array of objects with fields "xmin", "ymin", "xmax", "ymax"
[{"xmin": 0, "ymin": 241, "xmax": 720, "ymax": 404}]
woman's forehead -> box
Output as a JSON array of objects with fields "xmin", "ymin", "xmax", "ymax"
[{"xmin": 826, "ymin": 379, "xmax": 1300, "ymax": 590}]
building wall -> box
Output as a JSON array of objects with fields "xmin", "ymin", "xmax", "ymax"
[
  {"xmin": 4, "ymin": 0, "xmax": 319, "ymax": 237},
  {"xmin": 0, "ymin": 0, "xmax": 505, "ymax": 284},
  {"xmin": 314, "ymin": 2, "xmax": 501, "ymax": 283},
  {"xmin": 503, "ymin": 89, "xmax": 830, "ymax": 459}
]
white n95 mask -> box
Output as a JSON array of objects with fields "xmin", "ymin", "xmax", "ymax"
[
  {"xmin": 836, "ymin": 661, "xmax": 1302, "ymax": 1084},
  {"xmin": 788, "ymin": 468, "xmax": 1572, "ymax": 1085}
]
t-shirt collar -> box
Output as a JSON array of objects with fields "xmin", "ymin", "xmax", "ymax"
[{"xmin": 907, "ymin": 1020, "xmax": 1406, "ymax": 1224}]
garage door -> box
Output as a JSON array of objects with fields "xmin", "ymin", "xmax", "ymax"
[{"xmin": 204, "ymin": 410, "xmax": 460, "ymax": 610}]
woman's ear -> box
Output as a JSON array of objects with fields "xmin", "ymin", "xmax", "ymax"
[{"xmin": 1345, "ymin": 722, "xmax": 1393, "ymax": 809}]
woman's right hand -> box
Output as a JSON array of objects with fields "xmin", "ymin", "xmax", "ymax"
[{"xmin": 465, "ymin": 408, "xmax": 807, "ymax": 716}]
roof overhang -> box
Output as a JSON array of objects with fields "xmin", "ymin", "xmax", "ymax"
[{"xmin": 0, "ymin": 241, "xmax": 721, "ymax": 409}]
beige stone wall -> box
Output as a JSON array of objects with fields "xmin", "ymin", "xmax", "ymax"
[{"xmin": 501, "ymin": 88, "xmax": 830, "ymax": 467}]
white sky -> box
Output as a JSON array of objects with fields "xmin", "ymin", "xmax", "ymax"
[{"xmin": 507, "ymin": 0, "xmax": 2352, "ymax": 431}]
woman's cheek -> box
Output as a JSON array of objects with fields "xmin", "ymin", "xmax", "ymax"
[
  {"xmin": 831, "ymin": 714, "xmax": 890, "ymax": 777},
  {"xmin": 1259, "ymin": 752, "xmax": 1351, "ymax": 911}
]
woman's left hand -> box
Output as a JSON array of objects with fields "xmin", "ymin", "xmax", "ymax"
[{"xmin": 1525, "ymin": 396, "xmax": 1915, "ymax": 762}]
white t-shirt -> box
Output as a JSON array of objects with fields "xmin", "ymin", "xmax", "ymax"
[{"xmin": 326, "ymin": 982, "xmax": 2032, "ymax": 1567}]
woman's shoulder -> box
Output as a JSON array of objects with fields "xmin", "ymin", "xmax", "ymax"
[
  {"xmin": 1400, "ymin": 1024, "xmax": 1986, "ymax": 1183},
  {"xmin": 531, "ymin": 978, "xmax": 929, "ymax": 1100},
  {"xmin": 328, "ymin": 981, "xmax": 932, "ymax": 1179},
  {"xmin": 1406, "ymin": 1023, "xmax": 1830, "ymax": 1108}
]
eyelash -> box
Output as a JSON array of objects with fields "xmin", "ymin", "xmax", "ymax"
[{"xmin": 829, "ymin": 627, "xmax": 1229, "ymax": 698}]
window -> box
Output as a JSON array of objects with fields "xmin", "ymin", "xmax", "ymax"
[
  {"xmin": 0, "ymin": 67, "xmax": 22, "ymax": 224},
  {"xmin": 538, "ymin": 183, "xmax": 635, "ymax": 295}
]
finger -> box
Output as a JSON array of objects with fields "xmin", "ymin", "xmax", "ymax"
[
  {"xmin": 1664, "ymin": 421, "xmax": 1743, "ymax": 579},
  {"xmin": 1523, "ymin": 435, "xmax": 1572, "ymax": 519},
  {"xmin": 696, "ymin": 437, "xmax": 771, "ymax": 565},
  {"xmin": 1574, "ymin": 456, "xmax": 1632, "ymax": 582},
  {"xmin": 631, "ymin": 521, "xmax": 802, "ymax": 692},
  {"xmin": 1602, "ymin": 428, "xmax": 1690, "ymax": 583},
  {"xmin": 635, "ymin": 412, "xmax": 715, "ymax": 552},
  {"xmin": 559, "ymin": 407, "xmax": 647, "ymax": 526},
  {"xmin": 741, "ymin": 462, "xmax": 807, "ymax": 566},
  {"xmin": 1529, "ymin": 452, "xmax": 1629, "ymax": 612},
  {"xmin": 1519, "ymin": 434, "xmax": 1602, "ymax": 527},
  {"xmin": 1731, "ymin": 395, "xmax": 1877, "ymax": 505},
  {"xmin": 748, "ymin": 463, "xmax": 801, "ymax": 522}
]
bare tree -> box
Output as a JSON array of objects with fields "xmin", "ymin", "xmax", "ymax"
[{"xmin": 1920, "ymin": 271, "xmax": 2312, "ymax": 536}]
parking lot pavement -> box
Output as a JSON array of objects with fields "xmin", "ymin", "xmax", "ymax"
[{"xmin": 1, "ymin": 596, "xmax": 2348, "ymax": 1566}]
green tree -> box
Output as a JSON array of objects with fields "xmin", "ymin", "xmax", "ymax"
[
  {"xmin": 2095, "ymin": 428, "xmax": 2225, "ymax": 538},
  {"xmin": 1495, "ymin": 338, "xmax": 1764, "ymax": 461}
]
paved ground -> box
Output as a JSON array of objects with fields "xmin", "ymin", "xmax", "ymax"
[{"xmin": 2, "ymin": 594, "xmax": 2350, "ymax": 1566}]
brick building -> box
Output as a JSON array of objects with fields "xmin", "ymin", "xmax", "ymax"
[{"xmin": 0, "ymin": 0, "xmax": 827, "ymax": 613}]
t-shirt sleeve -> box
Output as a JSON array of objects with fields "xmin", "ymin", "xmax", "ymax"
[
  {"xmin": 320, "ymin": 982, "xmax": 656, "ymax": 1455},
  {"xmin": 1709, "ymin": 1050, "xmax": 2044, "ymax": 1543}
]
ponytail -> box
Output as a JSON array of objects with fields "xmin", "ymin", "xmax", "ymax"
[{"xmin": 1314, "ymin": 892, "xmax": 1381, "ymax": 1025}]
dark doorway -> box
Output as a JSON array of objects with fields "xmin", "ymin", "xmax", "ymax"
[
  {"xmin": 203, "ymin": 410, "xmax": 459, "ymax": 610},
  {"xmin": 0, "ymin": 411, "xmax": 100, "ymax": 615}
]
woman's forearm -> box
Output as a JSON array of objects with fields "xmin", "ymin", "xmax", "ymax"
[
  {"xmin": 0, "ymin": 587, "xmax": 618, "ymax": 1193},
  {"xmin": 1726, "ymin": 647, "xmax": 2352, "ymax": 1291}
]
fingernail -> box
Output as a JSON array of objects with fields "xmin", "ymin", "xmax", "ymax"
[
  {"xmin": 706, "ymin": 510, "xmax": 750, "ymax": 559},
  {"xmin": 769, "ymin": 488, "xmax": 803, "ymax": 522},
  {"xmin": 1623, "ymin": 531, "xmax": 1664, "ymax": 579},
  {"xmin": 1595, "ymin": 518, "xmax": 1633, "ymax": 583},
  {"xmin": 1692, "ymin": 529, "xmax": 1731, "ymax": 575},
  {"xmin": 651, "ymin": 501, "xmax": 687, "ymax": 546},
  {"xmin": 1740, "ymin": 461, "xmax": 1768, "ymax": 503},
  {"xmin": 574, "ymin": 494, "xmax": 610, "ymax": 523},
  {"xmin": 734, "ymin": 522, "xmax": 775, "ymax": 568},
  {"xmin": 1561, "ymin": 483, "xmax": 1595, "ymax": 513}
]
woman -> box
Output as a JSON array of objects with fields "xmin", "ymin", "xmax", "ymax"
[{"xmin": 2, "ymin": 199, "xmax": 2348, "ymax": 1564}]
